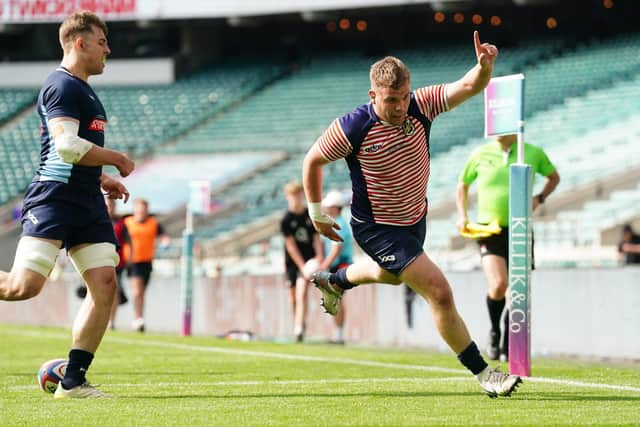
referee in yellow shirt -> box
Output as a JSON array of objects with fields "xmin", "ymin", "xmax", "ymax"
[{"xmin": 456, "ymin": 133, "xmax": 560, "ymax": 361}]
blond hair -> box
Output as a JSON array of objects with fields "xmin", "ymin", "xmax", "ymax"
[
  {"xmin": 133, "ymin": 198, "xmax": 149, "ymax": 208},
  {"xmin": 284, "ymin": 181, "xmax": 303, "ymax": 195},
  {"xmin": 59, "ymin": 10, "xmax": 108, "ymax": 51},
  {"xmin": 369, "ymin": 56, "xmax": 410, "ymax": 89}
]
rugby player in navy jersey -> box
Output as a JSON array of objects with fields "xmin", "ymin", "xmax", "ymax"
[
  {"xmin": 0, "ymin": 11, "xmax": 134, "ymax": 398},
  {"xmin": 303, "ymin": 32, "xmax": 522, "ymax": 398}
]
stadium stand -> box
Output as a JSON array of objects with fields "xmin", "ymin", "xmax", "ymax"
[
  {"xmin": 0, "ymin": 89, "xmax": 37, "ymax": 125},
  {"xmin": 183, "ymin": 34, "xmax": 640, "ymax": 244},
  {"xmin": 524, "ymin": 32, "xmax": 640, "ymax": 114},
  {"xmin": 169, "ymin": 38, "xmax": 565, "ymax": 239},
  {"xmin": 0, "ymin": 59, "xmax": 288, "ymax": 204},
  {"xmin": 2, "ymin": 32, "xmax": 640, "ymax": 262},
  {"xmin": 98, "ymin": 59, "xmax": 287, "ymax": 155},
  {"xmin": 0, "ymin": 114, "xmax": 40, "ymax": 205},
  {"xmin": 162, "ymin": 53, "xmax": 372, "ymax": 154}
]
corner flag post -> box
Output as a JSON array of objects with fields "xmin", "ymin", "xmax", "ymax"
[
  {"xmin": 180, "ymin": 212, "xmax": 194, "ymax": 337},
  {"xmin": 180, "ymin": 180, "xmax": 211, "ymax": 336},
  {"xmin": 485, "ymin": 74, "xmax": 532, "ymax": 376}
]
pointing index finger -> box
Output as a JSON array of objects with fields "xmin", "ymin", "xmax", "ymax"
[{"xmin": 473, "ymin": 30, "xmax": 481, "ymax": 54}]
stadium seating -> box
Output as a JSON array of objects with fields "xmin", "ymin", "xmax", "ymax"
[
  {"xmin": 167, "ymin": 39, "xmax": 559, "ymax": 157},
  {"xmin": 183, "ymin": 35, "xmax": 640, "ymax": 241},
  {"xmin": 0, "ymin": 59, "xmax": 287, "ymax": 203},
  {"xmin": 523, "ymin": 32, "xmax": 640, "ymax": 114},
  {"xmin": 163, "ymin": 53, "xmax": 372, "ymax": 155},
  {"xmin": 0, "ymin": 114, "xmax": 41, "ymax": 205},
  {"xmin": 98, "ymin": 59, "xmax": 287, "ymax": 155},
  {"xmin": 2, "ymin": 33, "xmax": 640, "ymax": 253},
  {"xmin": 195, "ymin": 153, "xmax": 350, "ymax": 239},
  {"xmin": 183, "ymin": 39, "xmax": 568, "ymax": 238},
  {"xmin": 0, "ymin": 89, "xmax": 37, "ymax": 125}
]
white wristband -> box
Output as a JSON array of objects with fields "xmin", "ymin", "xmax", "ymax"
[
  {"xmin": 308, "ymin": 202, "xmax": 334, "ymax": 225},
  {"xmin": 308, "ymin": 202, "xmax": 323, "ymax": 220}
]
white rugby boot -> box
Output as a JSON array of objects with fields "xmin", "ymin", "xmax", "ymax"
[
  {"xmin": 477, "ymin": 366, "xmax": 522, "ymax": 398},
  {"xmin": 311, "ymin": 271, "xmax": 343, "ymax": 316},
  {"xmin": 54, "ymin": 381, "xmax": 110, "ymax": 399}
]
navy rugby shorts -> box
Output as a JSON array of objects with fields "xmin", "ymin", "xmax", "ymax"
[
  {"xmin": 351, "ymin": 215, "xmax": 426, "ymax": 276},
  {"xmin": 21, "ymin": 181, "xmax": 117, "ymax": 251}
]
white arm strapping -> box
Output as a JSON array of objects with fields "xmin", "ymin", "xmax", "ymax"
[
  {"xmin": 308, "ymin": 202, "xmax": 335, "ymax": 225},
  {"xmin": 50, "ymin": 119, "xmax": 93, "ymax": 164}
]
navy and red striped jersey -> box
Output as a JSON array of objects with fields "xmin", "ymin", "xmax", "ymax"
[{"xmin": 316, "ymin": 84, "xmax": 448, "ymax": 226}]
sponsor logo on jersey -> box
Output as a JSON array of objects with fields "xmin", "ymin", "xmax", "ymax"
[
  {"xmin": 364, "ymin": 143, "xmax": 384, "ymax": 153},
  {"xmin": 402, "ymin": 119, "xmax": 415, "ymax": 136},
  {"xmin": 88, "ymin": 118, "xmax": 107, "ymax": 132}
]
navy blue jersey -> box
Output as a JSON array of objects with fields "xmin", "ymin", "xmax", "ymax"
[{"xmin": 35, "ymin": 67, "xmax": 107, "ymax": 194}]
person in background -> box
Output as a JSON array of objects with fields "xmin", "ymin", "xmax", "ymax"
[
  {"xmin": 318, "ymin": 190, "xmax": 353, "ymax": 344},
  {"xmin": 280, "ymin": 181, "xmax": 324, "ymax": 342},
  {"xmin": 76, "ymin": 196, "xmax": 130, "ymax": 330},
  {"xmin": 123, "ymin": 198, "xmax": 169, "ymax": 332},
  {"xmin": 618, "ymin": 224, "xmax": 640, "ymax": 265},
  {"xmin": 456, "ymin": 133, "xmax": 559, "ymax": 362},
  {"xmin": 105, "ymin": 197, "xmax": 130, "ymax": 329}
]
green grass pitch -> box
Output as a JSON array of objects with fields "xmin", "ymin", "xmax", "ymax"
[{"xmin": 1, "ymin": 325, "xmax": 639, "ymax": 426}]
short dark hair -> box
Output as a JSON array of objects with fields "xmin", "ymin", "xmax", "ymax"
[{"xmin": 59, "ymin": 10, "xmax": 108, "ymax": 51}]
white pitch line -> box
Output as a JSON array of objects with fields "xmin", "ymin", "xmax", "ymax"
[
  {"xmin": 4, "ymin": 328, "xmax": 640, "ymax": 393},
  {"xmin": 526, "ymin": 376, "xmax": 640, "ymax": 393},
  {"xmin": 8, "ymin": 329, "xmax": 464, "ymax": 375},
  {"xmin": 109, "ymin": 336, "xmax": 467, "ymax": 375},
  {"xmin": 6, "ymin": 376, "xmax": 470, "ymax": 391}
]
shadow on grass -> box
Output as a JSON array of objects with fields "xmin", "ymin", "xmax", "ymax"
[{"xmin": 524, "ymin": 393, "xmax": 640, "ymax": 402}]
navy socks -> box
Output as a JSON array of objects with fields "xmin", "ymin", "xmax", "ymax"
[
  {"xmin": 61, "ymin": 349, "xmax": 94, "ymax": 389},
  {"xmin": 457, "ymin": 341, "xmax": 489, "ymax": 375},
  {"xmin": 329, "ymin": 267, "xmax": 357, "ymax": 290}
]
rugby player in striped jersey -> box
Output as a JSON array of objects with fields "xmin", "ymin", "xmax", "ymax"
[{"xmin": 303, "ymin": 32, "xmax": 522, "ymax": 398}]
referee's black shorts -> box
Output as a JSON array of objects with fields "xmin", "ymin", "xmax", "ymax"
[
  {"xmin": 476, "ymin": 227, "xmax": 535, "ymax": 269},
  {"xmin": 127, "ymin": 261, "xmax": 153, "ymax": 286}
]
